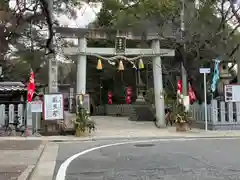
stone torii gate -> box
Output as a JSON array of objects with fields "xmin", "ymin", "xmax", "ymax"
[{"xmin": 54, "ymin": 27, "xmax": 175, "ymax": 127}]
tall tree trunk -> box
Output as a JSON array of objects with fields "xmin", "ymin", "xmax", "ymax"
[{"xmin": 0, "ymin": 0, "xmax": 10, "ymax": 73}]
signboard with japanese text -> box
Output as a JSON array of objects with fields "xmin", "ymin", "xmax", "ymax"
[{"xmin": 43, "ymin": 94, "xmax": 64, "ymax": 120}]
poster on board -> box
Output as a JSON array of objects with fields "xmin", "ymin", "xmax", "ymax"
[
  {"xmin": 225, "ymin": 84, "xmax": 240, "ymax": 102},
  {"xmin": 43, "ymin": 94, "xmax": 64, "ymax": 120},
  {"xmin": 31, "ymin": 100, "xmax": 43, "ymax": 113}
]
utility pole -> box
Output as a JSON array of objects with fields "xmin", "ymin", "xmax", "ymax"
[
  {"xmin": 48, "ymin": 0, "xmax": 58, "ymax": 93},
  {"xmin": 180, "ymin": 0, "xmax": 189, "ymax": 111}
]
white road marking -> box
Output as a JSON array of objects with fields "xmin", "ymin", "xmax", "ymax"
[{"xmin": 55, "ymin": 137, "xmax": 240, "ymax": 180}]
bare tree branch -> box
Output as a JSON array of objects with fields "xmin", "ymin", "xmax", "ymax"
[
  {"xmin": 39, "ymin": 0, "xmax": 54, "ymax": 54},
  {"xmin": 229, "ymin": 0, "xmax": 240, "ymax": 23}
]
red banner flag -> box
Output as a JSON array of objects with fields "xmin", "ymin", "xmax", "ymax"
[
  {"xmin": 27, "ymin": 69, "xmax": 35, "ymax": 102},
  {"xmin": 188, "ymin": 83, "xmax": 197, "ymax": 102},
  {"xmin": 177, "ymin": 80, "xmax": 197, "ymax": 103},
  {"xmin": 177, "ymin": 80, "xmax": 182, "ymax": 95},
  {"xmin": 108, "ymin": 91, "xmax": 113, "ymax": 105}
]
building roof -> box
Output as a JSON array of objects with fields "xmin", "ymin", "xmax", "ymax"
[{"xmin": 0, "ymin": 82, "xmax": 26, "ymax": 91}]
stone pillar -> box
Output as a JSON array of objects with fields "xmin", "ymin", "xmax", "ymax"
[
  {"xmin": 0, "ymin": 104, "xmax": 5, "ymax": 126},
  {"xmin": 17, "ymin": 104, "xmax": 23, "ymax": 126},
  {"xmin": 211, "ymin": 99, "xmax": 218, "ymax": 124},
  {"xmin": 236, "ymin": 102, "xmax": 240, "ymax": 122},
  {"xmin": 69, "ymin": 87, "xmax": 74, "ymax": 113},
  {"xmin": 151, "ymin": 39, "xmax": 165, "ymax": 127},
  {"xmin": 228, "ymin": 102, "xmax": 233, "ymax": 123},
  {"xmin": 220, "ymin": 101, "xmax": 225, "ymax": 123},
  {"xmin": 76, "ymin": 37, "xmax": 87, "ymax": 94},
  {"xmin": 48, "ymin": 0, "xmax": 58, "ymax": 93},
  {"xmin": 48, "ymin": 53, "xmax": 58, "ymax": 93}
]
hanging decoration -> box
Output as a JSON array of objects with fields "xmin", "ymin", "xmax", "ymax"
[
  {"xmin": 138, "ymin": 59, "xmax": 144, "ymax": 69},
  {"xmin": 125, "ymin": 86, "xmax": 132, "ymax": 104},
  {"xmin": 108, "ymin": 91, "xmax": 113, "ymax": 105},
  {"xmin": 118, "ymin": 60, "xmax": 124, "ymax": 71},
  {"xmin": 96, "ymin": 59, "xmax": 103, "ymax": 70}
]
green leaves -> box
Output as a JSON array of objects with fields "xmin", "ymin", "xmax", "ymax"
[{"xmin": 96, "ymin": 0, "xmax": 178, "ymax": 29}]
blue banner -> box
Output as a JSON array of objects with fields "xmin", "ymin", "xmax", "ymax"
[{"xmin": 211, "ymin": 59, "xmax": 221, "ymax": 92}]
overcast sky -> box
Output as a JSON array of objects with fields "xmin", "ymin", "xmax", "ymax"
[
  {"xmin": 8, "ymin": 1, "xmax": 102, "ymax": 61},
  {"xmin": 9, "ymin": 1, "xmax": 101, "ymax": 28},
  {"xmin": 56, "ymin": 2, "xmax": 102, "ymax": 27}
]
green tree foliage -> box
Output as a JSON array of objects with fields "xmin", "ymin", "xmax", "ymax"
[
  {"xmin": 182, "ymin": 0, "xmax": 240, "ymax": 99},
  {"xmin": 1, "ymin": 0, "xmax": 240, "ymax": 101},
  {"xmin": 0, "ymin": 0, "xmax": 80, "ymax": 83},
  {"xmin": 95, "ymin": 0, "xmax": 178, "ymax": 29},
  {"xmin": 93, "ymin": 0, "xmax": 240, "ymax": 100}
]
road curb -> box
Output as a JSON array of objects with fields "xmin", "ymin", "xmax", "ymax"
[
  {"xmin": 28, "ymin": 143, "xmax": 59, "ymax": 180},
  {"xmin": 2, "ymin": 135, "xmax": 240, "ymax": 142},
  {"xmin": 48, "ymin": 135, "xmax": 240, "ymax": 142},
  {"xmin": 25, "ymin": 142, "xmax": 47, "ymax": 180},
  {"xmin": 91, "ymin": 135, "xmax": 240, "ymax": 141},
  {"xmin": 17, "ymin": 165, "xmax": 34, "ymax": 180}
]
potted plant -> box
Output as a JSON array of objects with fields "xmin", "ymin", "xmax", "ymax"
[
  {"xmin": 73, "ymin": 95, "xmax": 96, "ymax": 137},
  {"xmin": 174, "ymin": 104, "xmax": 192, "ymax": 132}
]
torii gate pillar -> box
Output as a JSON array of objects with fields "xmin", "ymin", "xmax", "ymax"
[
  {"xmin": 75, "ymin": 37, "xmax": 166, "ymax": 127},
  {"xmin": 56, "ymin": 27, "xmax": 174, "ymax": 127},
  {"xmin": 152, "ymin": 39, "xmax": 165, "ymax": 127},
  {"xmin": 76, "ymin": 37, "xmax": 87, "ymax": 94}
]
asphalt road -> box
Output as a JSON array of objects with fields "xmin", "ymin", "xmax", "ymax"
[{"xmin": 54, "ymin": 138, "xmax": 240, "ymax": 180}]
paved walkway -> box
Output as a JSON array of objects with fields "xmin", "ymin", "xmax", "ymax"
[
  {"xmin": 1, "ymin": 116, "xmax": 240, "ymax": 141},
  {"xmin": 29, "ymin": 143, "xmax": 58, "ymax": 180},
  {"xmin": 0, "ymin": 140, "xmax": 44, "ymax": 180}
]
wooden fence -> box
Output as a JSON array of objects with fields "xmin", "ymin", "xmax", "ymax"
[{"xmin": 190, "ymin": 100, "xmax": 240, "ymax": 130}]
